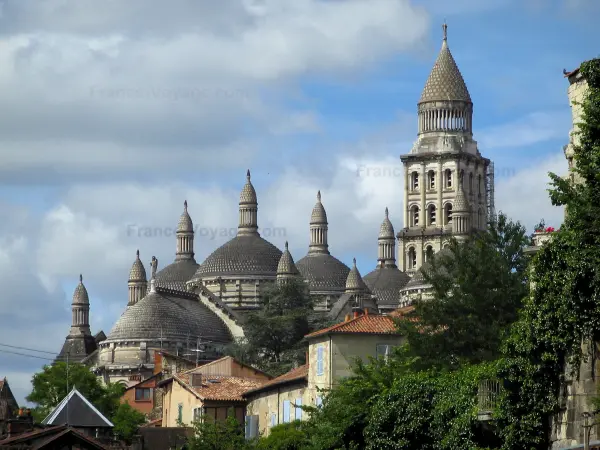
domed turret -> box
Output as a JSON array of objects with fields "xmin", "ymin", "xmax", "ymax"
[
  {"xmin": 277, "ymin": 242, "xmax": 300, "ymax": 286},
  {"xmin": 345, "ymin": 258, "xmax": 369, "ymax": 295},
  {"xmin": 128, "ymin": 250, "xmax": 147, "ymax": 306}
]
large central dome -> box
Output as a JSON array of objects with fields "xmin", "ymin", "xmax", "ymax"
[
  {"xmin": 194, "ymin": 234, "xmax": 282, "ymax": 278},
  {"xmin": 296, "ymin": 254, "xmax": 349, "ymax": 294}
]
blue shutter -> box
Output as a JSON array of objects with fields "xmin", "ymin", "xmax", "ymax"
[
  {"xmin": 245, "ymin": 416, "xmax": 251, "ymax": 438},
  {"xmin": 316, "ymin": 346, "xmax": 324, "ymax": 376},
  {"xmin": 295, "ymin": 398, "xmax": 302, "ymax": 420},
  {"xmin": 283, "ymin": 400, "xmax": 290, "ymax": 423}
]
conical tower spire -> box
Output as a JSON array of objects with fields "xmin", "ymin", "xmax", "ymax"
[
  {"xmin": 128, "ymin": 250, "xmax": 147, "ymax": 306},
  {"xmin": 308, "ymin": 190, "xmax": 329, "ymax": 255},
  {"xmin": 238, "ymin": 170, "xmax": 259, "ymax": 236},
  {"xmin": 277, "ymin": 241, "xmax": 300, "ymax": 285},
  {"xmin": 377, "ymin": 207, "xmax": 396, "ymax": 268},
  {"xmin": 70, "ymin": 274, "xmax": 91, "ymax": 336},
  {"xmin": 452, "ymin": 178, "xmax": 471, "ymax": 239},
  {"xmin": 345, "ymin": 258, "xmax": 369, "ymax": 294},
  {"xmin": 176, "ymin": 200, "xmax": 195, "ymax": 261},
  {"xmin": 418, "ymin": 22, "xmax": 473, "ymax": 136}
]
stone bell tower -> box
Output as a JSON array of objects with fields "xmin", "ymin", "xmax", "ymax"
[{"xmin": 397, "ymin": 23, "xmax": 494, "ymax": 275}]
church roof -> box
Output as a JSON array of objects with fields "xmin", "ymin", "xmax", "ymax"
[
  {"xmin": 454, "ymin": 183, "xmax": 470, "ymax": 212},
  {"xmin": 154, "ymin": 259, "xmax": 199, "ymax": 292},
  {"xmin": 419, "ymin": 24, "xmax": 471, "ymax": 104},
  {"xmin": 379, "ymin": 207, "xmax": 394, "ymax": 239},
  {"xmin": 178, "ymin": 200, "xmax": 193, "ymax": 232},
  {"xmin": 129, "ymin": 250, "xmax": 147, "ymax": 282},
  {"xmin": 72, "ymin": 275, "xmax": 89, "ymax": 304},
  {"xmin": 193, "ymin": 235, "xmax": 282, "ymax": 279},
  {"xmin": 296, "ymin": 253, "xmax": 350, "ymax": 294},
  {"xmin": 277, "ymin": 242, "xmax": 299, "ymax": 276},
  {"xmin": 240, "ymin": 170, "xmax": 257, "ymax": 204},
  {"xmin": 311, "ymin": 191, "xmax": 327, "ymax": 224},
  {"xmin": 42, "ymin": 388, "xmax": 113, "ymax": 428},
  {"xmin": 363, "ymin": 266, "xmax": 410, "ymax": 307},
  {"xmin": 105, "ymin": 289, "xmax": 231, "ymax": 344},
  {"xmin": 345, "ymin": 258, "xmax": 370, "ymax": 293}
]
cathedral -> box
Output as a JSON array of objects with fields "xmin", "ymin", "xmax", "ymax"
[{"xmin": 56, "ymin": 24, "xmax": 495, "ymax": 385}]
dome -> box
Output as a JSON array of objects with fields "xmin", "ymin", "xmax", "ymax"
[
  {"xmin": 454, "ymin": 185, "xmax": 470, "ymax": 212},
  {"xmin": 277, "ymin": 242, "xmax": 299, "ymax": 276},
  {"xmin": 345, "ymin": 258, "xmax": 369, "ymax": 293},
  {"xmin": 296, "ymin": 253, "xmax": 350, "ymax": 293},
  {"xmin": 154, "ymin": 259, "xmax": 199, "ymax": 292},
  {"xmin": 105, "ymin": 291, "xmax": 231, "ymax": 344},
  {"xmin": 73, "ymin": 274, "xmax": 89, "ymax": 304},
  {"xmin": 129, "ymin": 250, "xmax": 147, "ymax": 282},
  {"xmin": 178, "ymin": 200, "xmax": 193, "ymax": 232},
  {"xmin": 311, "ymin": 191, "xmax": 327, "ymax": 224},
  {"xmin": 193, "ymin": 235, "xmax": 283, "ymax": 279},
  {"xmin": 379, "ymin": 207, "xmax": 394, "ymax": 239},
  {"xmin": 240, "ymin": 170, "xmax": 257, "ymax": 204},
  {"xmin": 364, "ymin": 267, "xmax": 410, "ymax": 307}
]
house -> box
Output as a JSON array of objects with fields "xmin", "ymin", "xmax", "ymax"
[
  {"xmin": 159, "ymin": 356, "xmax": 271, "ymax": 427},
  {"xmin": 0, "ymin": 425, "xmax": 114, "ymax": 449},
  {"xmin": 0, "ymin": 379, "xmax": 18, "ymax": 437},
  {"xmin": 243, "ymin": 364, "xmax": 309, "ymax": 438},
  {"xmin": 304, "ymin": 310, "xmax": 403, "ymax": 392},
  {"xmin": 121, "ymin": 372, "xmax": 163, "ymax": 418},
  {"xmin": 243, "ymin": 310, "xmax": 403, "ymax": 437},
  {"xmin": 41, "ymin": 388, "xmax": 114, "ymax": 439}
]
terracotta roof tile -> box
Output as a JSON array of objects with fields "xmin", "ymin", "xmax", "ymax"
[
  {"xmin": 175, "ymin": 374, "xmax": 265, "ymax": 402},
  {"xmin": 305, "ymin": 314, "xmax": 398, "ymax": 339},
  {"xmin": 243, "ymin": 365, "xmax": 308, "ymax": 397}
]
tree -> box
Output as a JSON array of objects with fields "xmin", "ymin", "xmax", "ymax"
[
  {"xmin": 254, "ymin": 421, "xmax": 311, "ymax": 450},
  {"xmin": 398, "ymin": 212, "xmax": 529, "ymax": 370},
  {"xmin": 226, "ymin": 279, "xmax": 314, "ymax": 376},
  {"xmin": 186, "ymin": 414, "xmax": 250, "ymax": 450},
  {"xmin": 112, "ymin": 402, "xmax": 147, "ymax": 444},
  {"xmin": 26, "ymin": 362, "xmax": 125, "ymax": 422}
]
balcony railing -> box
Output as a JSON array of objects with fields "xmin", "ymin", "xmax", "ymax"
[{"xmin": 477, "ymin": 379, "xmax": 500, "ymax": 419}]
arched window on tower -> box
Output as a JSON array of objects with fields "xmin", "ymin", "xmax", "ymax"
[
  {"xmin": 469, "ymin": 173, "xmax": 473, "ymax": 193},
  {"xmin": 425, "ymin": 245, "xmax": 434, "ymax": 262},
  {"xmin": 478, "ymin": 174, "xmax": 483, "ymax": 194},
  {"xmin": 444, "ymin": 169, "xmax": 452, "ymax": 189},
  {"xmin": 444, "ymin": 203, "xmax": 453, "ymax": 225},
  {"xmin": 427, "ymin": 204, "xmax": 436, "ymax": 226},
  {"xmin": 407, "ymin": 247, "xmax": 417, "ymax": 269},
  {"xmin": 411, "ymin": 172, "xmax": 419, "ymax": 191},
  {"xmin": 428, "ymin": 170, "xmax": 435, "ymax": 190},
  {"xmin": 410, "ymin": 205, "xmax": 420, "ymax": 227}
]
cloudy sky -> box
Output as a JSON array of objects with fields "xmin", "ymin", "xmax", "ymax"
[{"xmin": 0, "ymin": 0, "xmax": 596, "ymax": 405}]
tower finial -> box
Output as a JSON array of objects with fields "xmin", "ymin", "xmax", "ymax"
[
  {"xmin": 317, "ymin": 190, "xmax": 321, "ymax": 202},
  {"xmin": 353, "ymin": 257, "xmax": 357, "ymax": 267},
  {"xmin": 136, "ymin": 249, "xmax": 140, "ymax": 258},
  {"xmin": 285, "ymin": 241, "xmax": 289, "ymax": 250},
  {"xmin": 79, "ymin": 274, "xmax": 83, "ymax": 283},
  {"xmin": 184, "ymin": 200, "xmax": 188, "ymax": 211},
  {"xmin": 385, "ymin": 207, "xmax": 389, "ymax": 218},
  {"xmin": 246, "ymin": 169, "xmax": 251, "ymax": 181},
  {"xmin": 442, "ymin": 21, "xmax": 447, "ymax": 41}
]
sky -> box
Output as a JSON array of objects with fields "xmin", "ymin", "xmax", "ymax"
[{"xmin": 0, "ymin": 0, "xmax": 596, "ymax": 406}]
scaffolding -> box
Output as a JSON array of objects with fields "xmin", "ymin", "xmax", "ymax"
[{"xmin": 486, "ymin": 161, "xmax": 496, "ymax": 223}]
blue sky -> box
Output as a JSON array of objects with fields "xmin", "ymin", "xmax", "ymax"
[{"xmin": 0, "ymin": 0, "xmax": 596, "ymax": 405}]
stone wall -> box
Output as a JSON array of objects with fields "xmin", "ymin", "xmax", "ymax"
[{"xmin": 564, "ymin": 70, "xmax": 590, "ymax": 187}]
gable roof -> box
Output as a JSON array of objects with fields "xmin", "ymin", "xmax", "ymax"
[
  {"xmin": 0, "ymin": 425, "xmax": 108, "ymax": 449},
  {"xmin": 182, "ymin": 356, "xmax": 271, "ymax": 379},
  {"xmin": 42, "ymin": 388, "xmax": 114, "ymax": 428},
  {"xmin": 305, "ymin": 314, "xmax": 398, "ymax": 339},
  {"xmin": 243, "ymin": 364, "xmax": 308, "ymax": 397},
  {"xmin": 173, "ymin": 373, "xmax": 265, "ymax": 402}
]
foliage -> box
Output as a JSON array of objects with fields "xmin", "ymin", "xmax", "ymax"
[
  {"xmin": 496, "ymin": 57, "xmax": 600, "ymax": 449},
  {"xmin": 112, "ymin": 402, "xmax": 147, "ymax": 444},
  {"xmin": 398, "ymin": 213, "xmax": 529, "ymax": 370},
  {"xmin": 225, "ymin": 279, "xmax": 314, "ymax": 376},
  {"xmin": 254, "ymin": 421, "xmax": 312, "ymax": 450},
  {"xmin": 186, "ymin": 415, "xmax": 250, "ymax": 450},
  {"xmin": 26, "ymin": 362, "xmax": 125, "ymax": 422}
]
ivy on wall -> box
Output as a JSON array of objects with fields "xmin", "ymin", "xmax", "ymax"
[{"xmin": 495, "ymin": 57, "xmax": 600, "ymax": 449}]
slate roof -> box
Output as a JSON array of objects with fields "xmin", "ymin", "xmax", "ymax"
[
  {"xmin": 174, "ymin": 374, "xmax": 266, "ymax": 402},
  {"xmin": 154, "ymin": 258, "xmax": 199, "ymax": 292},
  {"xmin": 243, "ymin": 364, "xmax": 308, "ymax": 397},
  {"xmin": 363, "ymin": 267, "xmax": 410, "ymax": 307},
  {"xmin": 105, "ymin": 290, "xmax": 231, "ymax": 344},
  {"xmin": 305, "ymin": 314, "xmax": 398, "ymax": 339},
  {"xmin": 55, "ymin": 335, "xmax": 98, "ymax": 363},
  {"xmin": 296, "ymin": 253, "xmax": 350, "ymax": 293},
  {"xmin": 42, "ymin": 388, "xmax": 114, "ymax": 428}
]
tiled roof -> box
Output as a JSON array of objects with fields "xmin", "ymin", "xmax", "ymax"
[
  {"xmin": 243, "ymin": 365, "xmax": 308, "ymax": 397},
  {"xmin": 181, "ymin": 356, "xmax": 272, "ymax": 380},
  {"xmin": 0, "ymin": 425, "xmax": 107, "ymax": 449},
  {"xmin": 175, "ymin": 374, "xmax": 265, "ymax": 402},
  {"xmin": 305, "ymin": 314, "xmax": 398, "ymax": 339}
]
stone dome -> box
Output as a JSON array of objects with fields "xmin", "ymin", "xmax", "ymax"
[
  {"xmin": 193, "ymin": 235, "xmax": 283, "ymax": 279},
  {"xmin": 379, "ymin": 208, "xmax": 394, "ymax": 239},
  {"xmin": 364, "ymin": 267, "xmax": 410, "ymax": 307},
  {"xmin": 311, "ymin": 191, "xmax": 327, "ymax": 224},
  {"xmin": 240, "ymin": 170, "xmax": 257, "ymax": 204},
  {"xmin": 105, "ymin": 291, "xmax": 231, "ymax": 344},
  {"xmin": 154, "ymin": 259, "xmax": 199, "ymax": 292},
  {"xmin": 345, "ymin": 258, "xmax": 369, "ymax": 293},
  {"xmin": 129, "ymin": 250, "xmax": 147, "ymax": 282},
  {"xmin": 296, "ymin": 253, "xmax": 350, "ymax": 294},
  {"xmin": 73, "ymin": 275, "xmax": 89, "ymax": 304},
  {"xmin": 178, "ymin": 200, "xmax": 193, "ymax": 232},
  {"xmin": 277, "ymin": 242, "xmax": 299, "ymax": 276},
  {"xmin": 454, "ymin": 184, "xmax": 470, "ymax": 212}
]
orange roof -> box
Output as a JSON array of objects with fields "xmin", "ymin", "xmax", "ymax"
[
  {"xmin": 181, "ymin": 356, "xmax": 272, "ymax": 379},
  {"xmin": 389, "ymin": 305, "xmax": 416, "ymax": 317},
  {"xmin": 243, "ymin": 364, "xmax": 308, "ymax": 397},
  {"xmin": 175, "ymin": 373, "xmax": 265, "ymax": 402},
  {"xmin": 305, "ymin": 314, "xmax": 398, "ymax": 339}
]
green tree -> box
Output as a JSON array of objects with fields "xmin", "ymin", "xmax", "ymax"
[
  {"xmin": 255, "ymin": 421, "xmax": 311, "ymax": 450},
  {"xmin": 399, "ymin": 213, "xmax": 529, "ymax": 370},
  {"xmin": 226, "ymin": 279, "xmax": 314, "ymax": 376},
  {"xmin": 26, "ymin": 362, "xmax": 125, "ymax": 422},
  {"xmin": 112, "ymin": 402, "xmax": 147, "ymax": 444},
  {"xmin": 186, "ymin": 414, "xmax": 250, "ymax": 450}
]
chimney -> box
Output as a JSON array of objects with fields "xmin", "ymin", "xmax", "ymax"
[
  {"xmin": 353, "ymin": 311, "xmax": 359, "ymax": 319},
  {"xmin": 191, "ymin": 373, "xmax": 203, "ymax": 387},
  {"xmin": 344, "ymin": 313, "xmax": 351, "ymax": 322},
  {"xmin": 365, "ymin": 308, "xmax": 369, "ymax": 316},
  {"xmin": 154, "ymin": 351, "xmax": 162, "ymax": 375}
]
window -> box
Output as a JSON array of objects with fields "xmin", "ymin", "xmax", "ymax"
[
  {"xmin": 427, "ymin": 204, "xmax": 436, "ymax": 226},
  {"xmin": 316, "ymin": 346, "xmax": 324, "ymax": 376},
  {"xmin": 193, "ymin": 407, "xmax": 202, "ymax": 423},
  {"xmin": 135, "ymin": 388, "xmax": 151, "ymax": 402},
  {"xmin": 444, "ymin": 203, "xmax": 453, "ymax": 225},
  {"xmin": 428, "ymin": 170, "xmax": 435, "ymax": 189},
  {"xmin": 295, "ymin": 398, "xmax": 302, "ymax": 421},
  {"xmin": 407, "ymin": 248, "xmax": 417, "ymax": 269},
  {"xmin": 315, "ymin": 396, "xmax": 323, "ymax": 408},
  {"xmin": 245, "ymin": 415, "xmax": 259, "ymax": 439},
  {"xmin": 376, "ymin": 344, "xmax": 392, "ymax": 360},
  {"xmin": 411, "ymin": 172, "xmax": 419, "ymax": 191},
  {"xmin": 469, "ymin": 172, "xmax": 473, "ymax": 192},
  {"xmin": 177, "ymin": 403, "xmax": 183, "ymax": 424},
  {"xmin": 445, "ymin": 169, "xmax": 452, "ymax": 189},
  {"xmin": 425, "ymin": 246, "xmax": 434, "ymax": 262},
  {"xmin": 270, "ymin": 413, "xmax": 277, "ymax": 427},
  {"xmin": 410, "ymin": 205, "xmax": 420, "ymax": 227},
  {"xmin": 478, "ymin": 174, "xmax": 482, "ymax": 194},
  {"xmin": 283, "ymin": 400, "xmax": 291, "ymax": 423}
]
